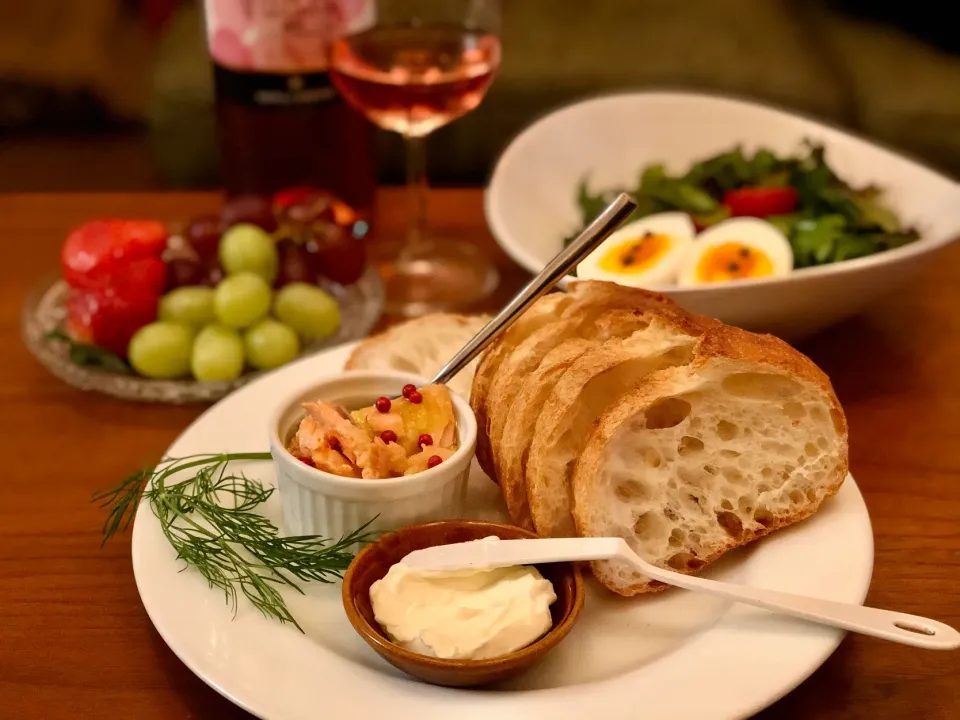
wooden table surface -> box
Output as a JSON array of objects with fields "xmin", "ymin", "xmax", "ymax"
[{"xmin": 1, "ymin": 189, "xmax": 958, "ymax": 719}]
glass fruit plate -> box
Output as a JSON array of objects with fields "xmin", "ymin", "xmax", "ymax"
[{"xmin": 22, "ymin": 268, "xmax": 384, "ymax": 404}]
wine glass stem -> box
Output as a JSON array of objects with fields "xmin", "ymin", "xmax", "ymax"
[{"xmin": 404, "ymin": 133, "xmax": 429, "ymax": 252}]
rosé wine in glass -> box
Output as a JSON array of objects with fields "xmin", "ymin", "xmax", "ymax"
[
  {"xmin": 329, "ymin": 25, "xmax": 501, "ymax": 137},
  {"xmin": 327, "ymin": 1, "xmax": 503, "ymax": 317}
]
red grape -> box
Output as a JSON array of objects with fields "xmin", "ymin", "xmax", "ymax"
[
  {"xmin": 202, "ymin": 258, "xmax": 225, "ymax": 287},
  {"xmin": 165, "ymin": 257, "xmax": 206, "ymax": 290},
  {"xmin": 275, "ymin": 187, "xmax": 367, "ymax": 285},
  {"xmin": 307, "ymin": 222, "xmax": 366, "ymax": 285},
  {"xmin": 185, "ymin": 215, "xmax": 222, "ymax": 258},
  {"xmin": 274, "ymin": 186, "xmax": 325, "ymax": 208},
  {"xmin": 221, "ymin": 194, "xmax": 278, "ymax": 232},
  {"xmin": 280, "ymin": 194, "xmax": 337, "ymax": 226},
  {"xmin": 275, "ymin": 186, "xmax": 360, "ymax": 226},
  {"xmin": 274, "ymin": 239, "xmax": 316, "ymax": 287}
]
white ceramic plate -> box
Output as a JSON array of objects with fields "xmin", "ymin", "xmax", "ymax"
[
  {"xmin": 485, "ymin": 91, "xmax": 960, "ymax": 339},
  {"xmin": 132, "ymin": 343, "xmax": 874, "ymax": 720}
]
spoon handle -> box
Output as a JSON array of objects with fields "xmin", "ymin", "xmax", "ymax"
[
  {"xmin": 400, "ymin": 538, "xmax": 960, "ymax": 649},
  {"xmin": 625, "ymin": 550, "xmax": 960, "ymax": 650},
  {"xmin": 430, "ymin": 192, "xmax": 637, "ymax": 387}
]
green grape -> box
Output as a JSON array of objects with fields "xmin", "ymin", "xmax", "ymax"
[
  {"xmin": 191, "ymin": 324, "xmax": 245, "ymax": 382},
  {"xmin": 213, "ymin": 272, "xmax": 272, "ymax": 329},
  {"xmin": 219, "ymin": 223, "xmax": 278, "ymax": 283},
  {"xmin": 244, "ymin": 319, "xmax": 300, "ymax": 370},
  {"xmin": 128, "ymin": 322, "xmax": 194, "ymax": 379},
  {"xmin": 273, "ymin": 282, "xmax": 340, "ymax": 340},
  {"xmin": 158, "ymin": 286, "xmax": 216, "ymax": 329}
]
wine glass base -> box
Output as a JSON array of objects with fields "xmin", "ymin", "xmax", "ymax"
[{"xmin": 374, "ymin": 240, "xmax": 499, "ymax": 317}]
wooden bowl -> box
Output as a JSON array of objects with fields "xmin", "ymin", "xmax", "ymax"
[{"xmin": 341, "ymin": 520, "xmax": 585, "ymax": 687}]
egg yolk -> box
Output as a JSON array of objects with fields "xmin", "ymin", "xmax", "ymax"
[
  {"xmin": 696, "ymin": 243, "xmax": 773, "ymax": 282},
  {"xmin": 598, "ymin": 234, "xmax": 671, "ymax": 274}
]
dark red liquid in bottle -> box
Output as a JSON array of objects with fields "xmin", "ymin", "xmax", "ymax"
[
  {"xmin": 213, "ymin": 66, "xmax": 376, "ymax": 210},
  {"xmin": 204, "ymin": 1, "xmax": 377, "ymax": 211}
]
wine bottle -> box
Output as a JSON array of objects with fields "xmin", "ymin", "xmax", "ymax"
[{"xmin": 203, "ymin": 0, "xmax": 377, "ymax": 210}]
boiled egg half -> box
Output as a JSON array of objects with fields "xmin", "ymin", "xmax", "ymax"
[
  {"xmin": 576, "ymin": 212, "xmax": 695, "ymax": 287},
  {"xmin": 678, "ymin": 217, "xmax": 793, "ymax": 286}
]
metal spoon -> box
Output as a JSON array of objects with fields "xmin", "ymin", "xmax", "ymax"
[{"xmin": 429, "ymin": 192, "xmax": 636, "ymax": 386}]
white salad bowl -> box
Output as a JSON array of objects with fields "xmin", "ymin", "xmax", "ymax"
[
  {"xmin": 486, "ymin": 91, "xmax": 960, "ymax": 339},
  {"xmin": 269, "ymin": 370, "xmax": 477, "ymax": 539}
]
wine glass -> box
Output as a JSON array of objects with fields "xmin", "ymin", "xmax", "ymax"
[{"xmin": 329, "ymin": 0, "xmax": 502, "ymax": 316}]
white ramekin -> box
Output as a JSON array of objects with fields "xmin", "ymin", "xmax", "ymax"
[{"xmin": 269, "ymin": 370, "xmax": 477, "ymax": 539}]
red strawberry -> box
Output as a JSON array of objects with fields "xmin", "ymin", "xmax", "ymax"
[
  {"xmin": 61, "ymin": 219, "xmax": 168, "ymax": 292},
  {"xmin": 66, "ymin": 287, "xmax": 158, "ymax": 357},
  {"xmin": 116, "ymin": 254, "xmax": 167, "ymax": 296},
  {"xmin": 64, "ymin": 292, "xmax": 95, "ymax": 346}
]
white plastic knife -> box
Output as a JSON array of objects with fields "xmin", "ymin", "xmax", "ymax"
[{"xmin": 402, "ymin": 537, "xmax": 960, "ymax": 650}]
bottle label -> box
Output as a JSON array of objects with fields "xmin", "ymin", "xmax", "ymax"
[{"xmin": 204, "ymin": 0, "xmax": 374, "ymax": 105}]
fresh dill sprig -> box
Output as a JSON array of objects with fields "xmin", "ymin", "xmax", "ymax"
[{"xmin": 95, "ymin": 452, "xmax": 377, "ymax": 632}]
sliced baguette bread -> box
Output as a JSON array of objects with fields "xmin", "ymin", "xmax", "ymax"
[
  {"xmin": 564, "ymin": 279, "xmax": 679, "ymax": 312},
  {"xmin": 495, "ymin": 338, "xmax": 594, "ymax": 529},
  {"xmin": 524, "ymin": 310, "xmax": 714, "ymax": 538},
  {"xmin": 345, "ymin": 313, "xmax": 490, "ymax": 400},
  {"xmin": 471, "ymin": 292, "xmax": 571, "ymax": 480},
  {"xmin": 571, "ymin": 326, "xmax": 849, "ymax": 596},
  {"xmin": 484, "ymin": 283, "xmax": 680, "ymax": 484},
  {"xmin": 494, "ymin": 307, "xmax": 699, "ymax": 530}
]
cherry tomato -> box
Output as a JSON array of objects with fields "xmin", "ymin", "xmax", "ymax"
[{"xmin": 722, "ymin": 186, "xmax": 798, "ymax": 218}]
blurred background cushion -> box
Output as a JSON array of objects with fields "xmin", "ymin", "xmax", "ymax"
[{"xmin": 0, "ymin": 0, "xmax": 155, "ymax": 129}]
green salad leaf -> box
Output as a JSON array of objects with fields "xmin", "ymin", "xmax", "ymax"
[
  {"xmin": 640, "ymin": 165, "xmax": 719, "ymax": 213},
  {"xmin": 791, "ymin": 215, "xmax": 848, "ymax": 267},
  {"xmin": 567, "ymin": 142, "xmax": 918, "ymax": 268},
  {"xmin": 849, "ymin": 186, "xmax": 901, "ymax": 233},
  {"xmin": 576, "ymin": 178, "xmax": 617, "ymax": 226},
  {"xmin": 683, "ymin": 147, "xmax": 754, "ymax": 191}
]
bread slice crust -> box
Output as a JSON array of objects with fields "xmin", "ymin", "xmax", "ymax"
[
  {"xmin": 345, "ymin": 313, "xmax": 490, "ymax": 399},
  {"xmin": 471, "ymin": 292, "xmax": 572, "ymax": 480},
  {"xmin": 483, "ymin": 283, "xmax": 680, "ymax": 484},
  {"xmin": 571, "ymin": 326, "xmax": 848, "ymax": 596},
  {"xmin": 495, "ymin": 338, "xmax": 594, "ymax": 529},
  {"xmin": 525, "ymin": 310, "xmax": 715, "ymax": 538}
]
